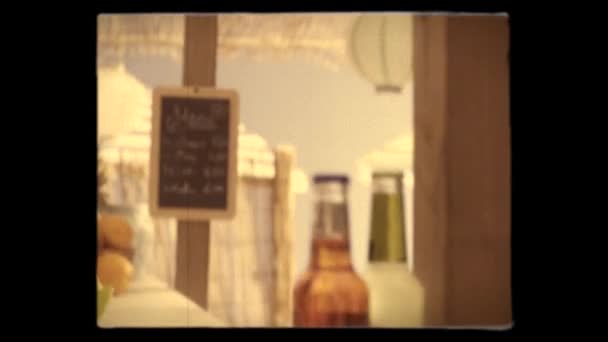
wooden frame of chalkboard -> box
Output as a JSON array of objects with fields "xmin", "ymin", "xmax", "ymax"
[{"xmin": 149, "ymin": 86, "xmax": 238, "ymax": 220}]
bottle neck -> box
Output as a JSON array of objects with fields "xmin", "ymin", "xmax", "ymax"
[
  {"xmin": 310, "ymin": 181, "xmax": 353, "ymax": 270},
  {"xmin": 310, "ymin": 237, "xmax": 353, "ymax": 270},
  {"xmin": 368, "ymin": 174, "xmax": 406, "ymax": 263}
]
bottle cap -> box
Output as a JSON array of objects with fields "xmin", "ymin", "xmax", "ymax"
[
  {"xmin": 313, "ymin": 174, "xmax": 349, "ymax": 185},
  {"xmin": 372, "ymin": 171, "xmax": 404, "ymax": 179}
]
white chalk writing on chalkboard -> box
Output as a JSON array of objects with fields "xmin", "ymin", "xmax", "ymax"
[
  {"xmin": 163, "ymin": 165, "xmax": 176, "ymax": 176},
  {"xmin": 170, "ymin": 137, "xmax": 207, "ymax": 149},
  {"xmin": 208, "ymin": 152, "xmax": 227, "ymax": 163},
  {"xmin": 176, "ymin": 149, "xmax": 197, "ymax": 163},
  {"xmin": 189, "ymin": 140, "xmax": 208, "ymax": 149},
  {"xmin": 165, "ymin": 105, "xmax": 218, "ymax": 133},
  {"xmin": 163, "ymin": 182, "xmax": 198, "ymax": 195},
  {"xmin": 198, "ymin": 166, "xmax": 225, "ymax": 178},
  {"xmin": 200, "ymin": 183, "xmax": 225, "ymax": 194},
  {"xmin": 181, "ymin": 167, "xmax": 195, "ymax": 176},
  {"xmin": 210, "ymin": 102, "xmax": 228, "ymax": 118},
  {"xmin": 212, "ymin": 166, "xmax": 225, "ymax": 177}
]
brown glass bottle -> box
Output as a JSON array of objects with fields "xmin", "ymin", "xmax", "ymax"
[{"xmin": 293, "ymin": 175, "xmax": 369, "ymax": 327}]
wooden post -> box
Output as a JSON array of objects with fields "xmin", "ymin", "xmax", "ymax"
[
  {"xmin": 174, "ymin": 15, "xmax": 218, "ymax": 310},
  {"xmin": 272, "ymin": 146, "xmax": 295, "ymax": 326},
  {"xmin": 412, "ymin": 15, "xmax": 449, "ymax": 326},
  {"xmin": 413, "ymin": 15, "xmax": 511, "ymax": 326}
]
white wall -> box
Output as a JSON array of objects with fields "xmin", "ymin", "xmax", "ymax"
[
  {"xmin": 216, "ymin": 56, "xmax": 413, "ymax": 275},
  {"xmin": 119, "ymin": 53, "xmax": 413, "ymax": 277}
]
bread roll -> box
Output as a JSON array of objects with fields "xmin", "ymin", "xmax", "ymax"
[
  {"xmin": 99, "ymin": 214, "xmax": 133, "ymax": 252},
  {"xmin": 97, "ymin": 250, "xmax": 133, "ymax": 295}
]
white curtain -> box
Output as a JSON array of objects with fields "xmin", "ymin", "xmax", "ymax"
[
  {"xmin": 99, "ymin": 136, "xmax": 297, "ymax": 326},
  {"xmin": 206, "ymin": 146, "xmax": 296, "ymax": 327},
  {"xmin": 207, "ymin": 178, "xmax": 276, "ymax": 326}
]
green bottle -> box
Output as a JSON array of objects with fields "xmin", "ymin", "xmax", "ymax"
[
  {"xmin": 368, "ymin": 172, "xmax": 406, "ymax": 262},
  {"xmin": 365, "ymin": 172, "xmax": 424, "ymax": 327}
]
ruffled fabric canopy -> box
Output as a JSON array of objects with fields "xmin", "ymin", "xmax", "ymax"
[{"xmin": 98, "ymin": 14, "xmax": 356, "ymax": 71}]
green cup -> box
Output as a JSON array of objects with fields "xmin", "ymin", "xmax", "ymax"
[{"xmin": 97, "ymin": 284, "xmax": 113, "ymax": 319}]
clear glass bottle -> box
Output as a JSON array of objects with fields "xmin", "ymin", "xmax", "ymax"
[
  {"xmin": 365, "ymin": 172, "xmax": 424, "ymax": 327},
  {"xmin": 293, "ymin": 175, "xmax": 369, "ymax": 327}
]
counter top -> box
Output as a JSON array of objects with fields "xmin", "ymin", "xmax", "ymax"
[{"xmin": 98, "ymin": 274, "xmax": 225, "ymax": 328}]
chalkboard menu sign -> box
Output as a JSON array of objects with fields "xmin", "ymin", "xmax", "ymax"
[{"xmin": 149, "ymin": 87, "xmax": 238, "ymax": 220}]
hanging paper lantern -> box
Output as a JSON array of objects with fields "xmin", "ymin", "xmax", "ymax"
[{"xmin": 349, "ymin": 14, "xmax": 413, "ymax": 93}]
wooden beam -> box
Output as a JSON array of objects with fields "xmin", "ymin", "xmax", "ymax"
[
  {"xmin": 413, "ymin": 15, "xmax": 511, "ymax": 326},
  {"xmin": 183, "ymin": 16, "xmax": 217, "ymax": 86},
  {"xmin": 272, "ymin": 146, "xmax": 295, "ymax": 327},
  {"xmin": 412, "ymin": 15, "xmax": 449, "ymax": 326},
  {"xmin": 174, "ymin": 15, "xmax": 218, "ymax": 311},
  {"xmin": 175, "ymin": 221, "xmax": 211, "ymax": 309}
]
